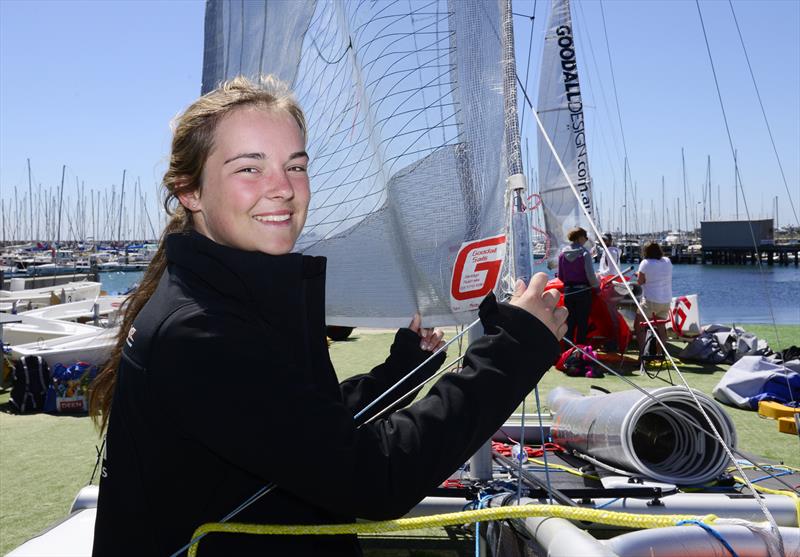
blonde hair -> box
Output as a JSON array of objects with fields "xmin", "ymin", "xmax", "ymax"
[{"xmin": 90, "ymin": 75, "xmax": 306, "ymax": 431}]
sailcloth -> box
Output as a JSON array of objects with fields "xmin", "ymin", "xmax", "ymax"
[
  {"xmin": 202, "ymin": 0, "xmax": 520, "ymax": 327},
  {"xmin": 537, "ymin": 0, "xmax": 596, "ymax": 260}
]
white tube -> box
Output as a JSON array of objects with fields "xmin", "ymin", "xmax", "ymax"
[
  {"xmin": 522, "ymin": 516, "xmax": 619, "ymax": 557},
  {"xmin": 589, "ymin": 493, "xmax": 797, "ymax": 528},
  {"xmin": 604, "ymin": 525, "xmax": 800, "ymax": 557}
]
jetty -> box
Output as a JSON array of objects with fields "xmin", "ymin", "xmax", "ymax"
[{"xmin": 614, "ymin": 218, "xmax": 798, "ymax": 266}]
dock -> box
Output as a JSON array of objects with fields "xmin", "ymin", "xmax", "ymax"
[{"xmin": 1, "ymin": 271, "xmax": 99, "ymax": 291}]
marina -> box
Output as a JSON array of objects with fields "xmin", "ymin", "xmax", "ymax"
[{"xmin": 1, "ymin": 0, "xmax": 798, "ymax": 555}]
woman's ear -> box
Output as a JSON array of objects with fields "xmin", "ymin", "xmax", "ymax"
[{"xmin": 175, "ymin": 178, "xmax": 201, "ymax": 213}]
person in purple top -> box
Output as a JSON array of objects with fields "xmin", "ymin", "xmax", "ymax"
[{"xmin": 557, "ymin": 227, "xmax": 599, "ymax": 344}]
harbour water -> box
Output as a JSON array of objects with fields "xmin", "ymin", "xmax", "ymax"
[{"xmin": 100, "ymin": 265, "xmax": 799, "ymax": 326}]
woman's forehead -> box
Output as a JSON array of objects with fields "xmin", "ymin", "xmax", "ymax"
[{"xmin": 211, "ymin": 107, "xmax": 305, "ymax": 155}]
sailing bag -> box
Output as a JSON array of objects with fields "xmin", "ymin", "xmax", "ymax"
[
  {"xmin": 678, "ymin": 325, "xmax": 738, "ymax": 364},
  {"xmin": 735, "ymin": 332, "xmax": 772, "ymax": 360},
  {"xmin": 556, "ymin": 345, "xmax": 601, "ymax": 378},
  {"xmin": 9, "ymin": 356, "xmax": 50, "ymax": 414},
  {"xmin": 45, "ymin": 362, "xmax": 98, "ymax": 413},
  {"xmin": 713, "ymin": 356, "xmax": 800, "ymax": 410}
]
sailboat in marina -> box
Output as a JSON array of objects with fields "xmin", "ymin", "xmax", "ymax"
[{"xmin": 7, "ymin": 0, "xmax": 798, "ymax": 556}]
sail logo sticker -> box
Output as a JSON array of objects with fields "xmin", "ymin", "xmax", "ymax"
[{"xmin": 450, "ymin": 235, "xmax": 506, "ymax": 313}]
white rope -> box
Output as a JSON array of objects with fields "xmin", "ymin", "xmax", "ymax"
[{"xmin": 526, "ymin": 83, "xmax": 782, "ymax": 536}]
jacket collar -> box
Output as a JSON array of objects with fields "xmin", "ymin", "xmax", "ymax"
[{"xmin": 165, "ymin": 231, "xmax": 327, "ymax": 329}]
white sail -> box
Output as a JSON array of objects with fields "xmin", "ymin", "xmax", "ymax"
[
  {"xmin": 537, "ymin": 0, "xmax": 595, "ymax": 260},
  {"xmin": 202, "ymin": 0, "xmax": 517, "ymax": 327}
]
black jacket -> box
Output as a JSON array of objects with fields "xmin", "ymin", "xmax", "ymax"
[{"xmin": 92, "ymin": 231, "xmax": 560, "ymax": 556}]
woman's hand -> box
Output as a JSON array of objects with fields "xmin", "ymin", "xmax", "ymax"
[
  {"xmin": 409, "ymin": 313, "xmax": 445, "ymax": 352},
  {"xmin": 509, "ymin": 273, "xmax": 569, "ymax": 340}
]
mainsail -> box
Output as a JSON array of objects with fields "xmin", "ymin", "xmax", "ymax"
[
  {"xmin": 202, "ymin": 0, "xmax": 521, "ymax": 327},
  {"xmin": 537, "ymin": 0, "xmax": 596, "ymax": 260}
]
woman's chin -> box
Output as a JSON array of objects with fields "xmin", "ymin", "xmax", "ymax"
[{"xmin": 254, "ymin": 237, "xmax": 297, "ymax": 256}]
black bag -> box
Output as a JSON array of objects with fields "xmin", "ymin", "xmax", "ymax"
[{"xmin": 9, "ymin": 356, "xmax": 50, "ymax": 414}]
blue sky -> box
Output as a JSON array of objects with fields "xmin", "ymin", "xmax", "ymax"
[{"xmin": 1, "ymin": 0, "xmax": 798, "ymax": 241}]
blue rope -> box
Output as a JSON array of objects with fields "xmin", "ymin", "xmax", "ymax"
[
  {"xmin": 474, "ymin": 492, "xmax": 510, "ymax": 557},
  {"xmin": 676, "ymin": 520, "xmax": 740, "ymax": 557},
  {"xmin": 750, "ymin": 470, "xmax": 792, "ymax": 483},
  {"xmin": 594, "ymin": 497, "xmax": 620, "ymax": 509},
  {"xmin": 517, "ymin": 398, "xmax": 526, "ymax": 502}
]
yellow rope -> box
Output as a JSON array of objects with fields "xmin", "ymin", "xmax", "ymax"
[
  {"xmin": 733, "ymin": 475, "xmax": 800, "ymax": 527},
  {"xmin": 187, "ymin": 506, "xmax": 718, "ymax": 557},
  {"xmin": 525, "ymin": 457, "xmax": 600, "ymax": 480},
  {"xmin": 727, "ymin": 464, "xmax": 800, "ymax": 474}
]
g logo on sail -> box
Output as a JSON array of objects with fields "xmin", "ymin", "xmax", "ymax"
[{"xmin": 450, "ymin": 235, "xmax": 507, "ymax": 313}]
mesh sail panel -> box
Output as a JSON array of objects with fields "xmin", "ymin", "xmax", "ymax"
[{"xmin": 203, "ymin": 0, "xmax": 511, "ymax": 326}]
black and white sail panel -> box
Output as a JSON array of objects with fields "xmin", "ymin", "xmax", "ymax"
[{"xmin": 202, "ymin": 0, "xmax": 516, "ymax": 327}]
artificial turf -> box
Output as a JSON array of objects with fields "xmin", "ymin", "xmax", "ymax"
[{"xmin": 0, "ymin": 323, "xmax": 797, "ymax": 555}]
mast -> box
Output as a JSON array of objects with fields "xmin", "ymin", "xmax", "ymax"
[
  {"xmin": 707, "ymin": 155, "xmax": 712, "ymax": 221},
  {"xmin": 117, "ymin": 170, "xmax": 126, "ymax": 243},
  {"xmin": 56, "ymin": 164, "xmax": 66, "ymax": 255},
  {"xmin": 661, "ymin": 176, "xmax": 665, "ymax": 236},
  {"xmin": 13, "ymin": 186, "xmax": 18, "ymax": 242},
  {"xmin": 27, "ymin": 159, "xmax": 34, "ymax": 243},
  {"xmin": 733, "ymin": 149, "xmax": 739, "ymax": 220},
  {"xmin": 623, "ymin": 157, "xmax": 628, "ymax": 241},
  {"xmin": 37, "ymin": 183, "xmax": 41, "ymax": 243},
  {"xmin": 469, "ymin": 0, "xmax": 527, "ymax": 482},
  {"xmin": 681, "ymin": 148, "xmax": 688, "ymax": 240}
]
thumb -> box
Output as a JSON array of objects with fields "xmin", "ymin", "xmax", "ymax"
[{"xmin": 409, "ymin": 312, "xmax": 421, "ymax": 332}]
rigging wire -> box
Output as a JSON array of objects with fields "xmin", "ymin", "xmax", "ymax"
[
  {"xmin": 517, "ymin": 70, "xmax": 786, "ymax": 540},
  {"xmin": 727, "ymin": 0, "xmax": 799, "ymax": 228},
  {"xmin": 694, "ymin": 0, "xmax": 795, "ymax": 413},
  {"xmin": 598, "ymin": 0, "xmax": 637, "ymax": 238},
  {"xmin": 598, "ymin": 0, "xmax": 628, "ymax": 159},
  {"xmin": 178, "ymin": 320, "xmax": 482, "ymax": 557},
  {"xmin": 573, "ymin": 0, "xmax": 623, "ymax": 201},
  {"xmin": 516, "ymin": 0, "xmax": 538, "ymax": 134}
]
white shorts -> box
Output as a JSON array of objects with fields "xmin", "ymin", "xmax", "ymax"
[{"xmin": 642, "ymin": 299, "xmax": 670, "ymax": 320}]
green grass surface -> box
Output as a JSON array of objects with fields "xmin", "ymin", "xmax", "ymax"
[{"xmin": 1, "ymin": 324, "xmax": 798, "ymax": 555}]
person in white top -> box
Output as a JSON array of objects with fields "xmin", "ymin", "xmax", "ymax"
[
  {"xmin": 635, "ymin": 241, "xmax": 673, "ymax": 351},
  {"xmin": 598, "ymin": 233, "xmax": 621, "ymax": 277}
]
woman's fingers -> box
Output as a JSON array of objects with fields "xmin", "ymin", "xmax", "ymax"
[
  {"xmin": 509, "ymin": 272, "xmax": 569, "ymax": 340},
  {"xmin": 420, "ymin": 327, "xmax": 444, "ymax": 351},
  {"xmin": 542, "ymin": 288, "xmax": 560, "ymax": 310},
  {"xmin": 529, "ymin": 272, "xmax": 549, "ymax": 295},
  {"xmin": 409, "ymin": 313, "xmax": 445, "ymax": 352},
  {"xmin": 408, "ymin": 313, "xmax": 421, "ymax": 333}
]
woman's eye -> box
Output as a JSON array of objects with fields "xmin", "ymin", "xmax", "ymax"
[
  {"xmin": 288, "ymin": 165, "xmax": 307, "ymax": 172},
  {"xmin": 237, "ymin": 167, "xmax": 259, "ymax": 174}
]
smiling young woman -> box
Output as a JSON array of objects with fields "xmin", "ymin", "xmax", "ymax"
[{"xmin": 88, "ymin": 75, "xmax": 566, "ymax": 557}]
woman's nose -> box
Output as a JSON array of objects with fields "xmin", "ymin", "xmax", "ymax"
[{"xmin": 263, "ymin": 168, "xmax": 294, "ymax": 200}]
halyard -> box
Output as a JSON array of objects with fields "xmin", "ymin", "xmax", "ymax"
[{"xmin": 1, "ymin": 323, "xmax": 797, "ymax": 555}]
